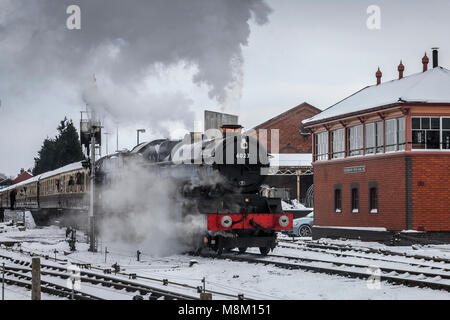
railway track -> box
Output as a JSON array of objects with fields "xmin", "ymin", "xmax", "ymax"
[
  {"xmin": 277, "ymin": 240, "xmax": 450, "ymax": 272},
  {"xmin": 0, "ymin": 252, "xmax": 199, "ymax": 300},
  {"xmin": 192, "ymin": 250, "xmax": 450, "ymax": 292},
  {"xmin": 0, "ymin": 247, "xmax": 250, "ymax": 300},
  {"xmin": 279, "ymin": 239, "xmax": 450, "ymax": 264},
  {"xmin": 1, "ymin": 267, "xmax": 103, "ymax": 300}
]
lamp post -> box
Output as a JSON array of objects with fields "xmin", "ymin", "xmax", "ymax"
[{"xmin": 137, "ymin": 129, "xmax": 146, "ymax": 145}]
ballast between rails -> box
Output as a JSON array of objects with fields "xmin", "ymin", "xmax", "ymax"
[
  {"xmin": 0, "ymin": 247, "xmax": 251, "ymax": 300},
  {"xmin": 1, "ymin": 266, "xmax": 103, "ymax": 300},
  {"xmin": 0, "ymin": 252, "xmax": 198, "ymax": 300},
  {"xmin": 278, "ymin": 239, "xmax": 450, "ymax": 266},
  {"xmin": 277, "ymin": 241, "xmax": 450, "ymax": 273}
]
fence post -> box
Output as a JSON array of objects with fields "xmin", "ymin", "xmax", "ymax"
[
  {"xmin": 31, "ymin": 258, "xmax": 41, "ymax": 300},
  {"xmin": 199, "ymin": 277, "xmax": 212, "ymax": 300}
]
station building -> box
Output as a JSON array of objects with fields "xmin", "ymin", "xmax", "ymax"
[
  {"xmin": 303, "ymin": 50, "xmax": 450, "ymax": 236},
  {"xmin": 248, "ymin": 102, "xmax": 320, "ymax": 205}
]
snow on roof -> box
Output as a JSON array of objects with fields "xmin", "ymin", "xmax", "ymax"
[
  {"xmin": 0, "ymin": 162, "xmax": 83, "ymax": 192},
  {"xmin": 269, "ymin": 153, "xmax": 312, "ymax": 167},
  {"xmin": 303, "ymin": 67, "xmax": 450, "ymax": 125}
]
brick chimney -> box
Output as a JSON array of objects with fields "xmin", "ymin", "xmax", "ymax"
[
  {"xmin": 376, "ymin": 67, "xmax": 382, "ymax": 85},
  {"xmin": 422, "ymin": 53, "xmax": 429, "ymax": 72},
  {"xmin": 398, "ymin": 60, "xmax": 405, "ymax": 79}
]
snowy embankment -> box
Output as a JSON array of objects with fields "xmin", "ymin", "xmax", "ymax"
[
  {"xmin": 281, "ymin": 199, "xmax": 312, "ymax": 211},
  {"xmin": 1, "ymin": 222, "xmax": 450, "ymax": 300}
]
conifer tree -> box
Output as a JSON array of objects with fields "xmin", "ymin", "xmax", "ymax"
[{"xmin": 33, "ymin": 118, "xmax": 85, "ymax": 175}]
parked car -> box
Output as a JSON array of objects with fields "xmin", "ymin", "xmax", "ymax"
[{"xmin": 282, "ymin": 212, "xmax": 314, "ymax": 237}]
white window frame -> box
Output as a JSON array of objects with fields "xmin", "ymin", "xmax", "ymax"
[{"xmin": 411, "ymin": 116, "xmax": 450, "ymax": 152}]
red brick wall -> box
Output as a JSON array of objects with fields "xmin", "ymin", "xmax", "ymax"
[
  {"xmin": 249, "ymin": 103, "xmax": 320, "ymax": 154},
  {"xmin": 412, "ymin": 154, "xmax": 450, "ymax": 231},
  {"xmin": 313, "ymin": 154, "xmax": 407, "ymax": 231}
]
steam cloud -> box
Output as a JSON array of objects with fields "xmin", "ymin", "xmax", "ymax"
[
  {"xmin": 0, "ymin": 0, "xmax": 272, "ymax": 255},
  {"xmin": 97, "ymin": 158, "xmax": 227, "ymax": 256},
  {"xmin": 0, "ymin": 0, "xmax": 272, "ymax": 134}
]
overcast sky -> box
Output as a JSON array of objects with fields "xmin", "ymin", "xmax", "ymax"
[{"xmin": 1, "ymin": 0, "xmax": 449, "ymax": 176}]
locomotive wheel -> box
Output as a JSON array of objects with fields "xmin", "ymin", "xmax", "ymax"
[
  {"xmin": 259, "ymin": 247, "xmax": 270, "ymax": 256},
  {"xmin": 238, "ymin": 247, "xmax": 247, "ymax": 254}
]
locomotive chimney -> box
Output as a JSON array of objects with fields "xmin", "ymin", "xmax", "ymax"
[
  {"xmin": 221, "ymin": 124, "xmax": 243, "ymax": 136},
  {"xmin": 432, "ymin": 47, "xmax": 439, "ymax": 68}
]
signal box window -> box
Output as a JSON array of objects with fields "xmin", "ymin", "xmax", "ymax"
[
  {"xmin": 369, "ymin": 187, "xmax": 378, "ymax": 214},
  {"xmin": 412, "ymin": 117, "xmax": 441, "ymax": 149},
  {"xmin": 334, "ymin": 189, "xmax": 342, "ymax": 213},
  {"xmin": 351, "ymin": 188, "xmax": 359, "ymax": 213}
]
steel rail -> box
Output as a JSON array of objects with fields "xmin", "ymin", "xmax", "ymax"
[
  {"xmin": 276, "ymin": 241, "xmax": 450, "ymax": 272},
  {"xmin": 192, "ymin": 251, "xmax": 450, "ymax": 292}
]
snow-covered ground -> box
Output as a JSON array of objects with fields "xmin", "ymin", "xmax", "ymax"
[
  {"xmin": 1, "ymin": 222, "xmax": 450, "ymax": 300},
  {"xmin": 281, "ymin": 199, "xmax": 312, "ymax": 211}
]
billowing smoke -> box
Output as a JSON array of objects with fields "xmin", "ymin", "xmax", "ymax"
[
  {"xmin": 0, "ymin": 0, "xmax": 272, "ymax": 134},
  {"xmin": 0, "ymin": 0, "xmax": 272, "ymax": 253},
  {"xmin": 96, "ymin": 156, "xmax": 228, "ymax": 256}
]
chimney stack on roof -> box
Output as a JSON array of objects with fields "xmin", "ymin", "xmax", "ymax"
[
  {"xmin": 422, "ymin": 53, "xmax": 429, "ymax": 72},
  {"xmin": 376, "ymin": 67, "xmax": 382, "ymax": 85},
  {"xmin": 432, "ymin": 47, "xmax": 439, "ymax": 68},
  {"xmin": 398, "ymin": 60, "xmax": 405, "ymax": 79}
]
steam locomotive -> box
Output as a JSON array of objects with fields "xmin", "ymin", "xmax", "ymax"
[
  {"xmin": 102, "ymin": 125, "xmax": 293, "ymax": 255},
  {"xmin": 0, "ymin": 125, "xmax": 292, "ymax": 255}
]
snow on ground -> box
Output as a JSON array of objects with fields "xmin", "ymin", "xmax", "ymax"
[
  {"xmin": 1, "ymin": 222, "xmax": 450, "ymax": 300},
  {"xmin": 1, "ymin": 284, "xmax": 62, "ymax": 300},
  {"xmin": 311, "ymin": 236, "xmax": 450, "ymax": 261},
  {"xmin": 281, "ymin": 199, "xmax": 312, "ymax": 211}
]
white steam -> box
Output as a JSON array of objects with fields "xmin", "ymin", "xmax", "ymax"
[
  {"xmin": 97, "ymin": 158, "xmax": 211, "ymax": 256},
  {"xmin": 1, "ymin": 0, "xmax": 272, "ymax": 135}
]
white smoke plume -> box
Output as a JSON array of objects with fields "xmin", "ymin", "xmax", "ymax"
[
  {"xmin": 0, "ymin": 0, "xmax": 272, "ymax": 134},
  {"xmin": 96, "ymin": 157, "xmax": 227, "ymax": 256}
]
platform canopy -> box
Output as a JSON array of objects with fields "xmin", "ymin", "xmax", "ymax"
[
  {"xmin": 303, "ymin": 67, "xmax": 450, "ymax": 126},
  {"xmin": 269, "ymin": 153, "xmax": 312, "ymax": 168}
]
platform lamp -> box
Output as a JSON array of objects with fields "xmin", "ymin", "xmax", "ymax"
[{"xmin": 137, "ymin": 129, "xmax": 146, "ymax": 145}]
